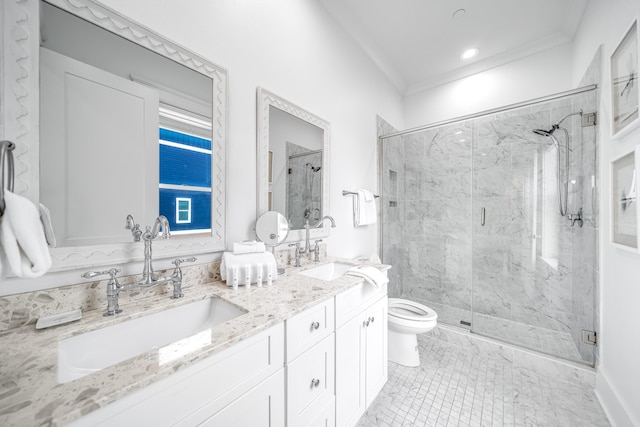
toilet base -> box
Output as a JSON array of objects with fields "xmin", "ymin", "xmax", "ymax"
[{"xmin": 388, "ymin": 329, "xmax": 420, "ymax": 367}]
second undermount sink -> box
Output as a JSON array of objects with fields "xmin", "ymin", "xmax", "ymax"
[
  {"xmin": 57, "ymin": 297, "xmax": 246, "ymax": 384},
  {"xmin": 297, "ymin": 262, "xmax": 354, "ymax": 281}
]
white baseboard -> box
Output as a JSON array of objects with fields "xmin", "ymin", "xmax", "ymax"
[{"xmin": 596, "ymin": 367, "xmax": 639, "ymax": 427}]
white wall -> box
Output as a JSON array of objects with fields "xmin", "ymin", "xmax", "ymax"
[
  {"xmin": 403, "ymin": 43, "xmax": 574, "ymax": 127},
  {"xmin": 96, "ymin": 0, "xmax": 404, "ymax": 260},
  {"xmin": 573, "ymin": 0, "xmax": 640, "ymax": 425}
]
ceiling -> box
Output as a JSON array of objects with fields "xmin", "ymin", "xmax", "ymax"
[{"xmin": 318, "ymin": 0, "xmax": 588, "ymax": 95}]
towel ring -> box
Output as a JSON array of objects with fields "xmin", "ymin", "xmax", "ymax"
[{"xmin": 0, "ymin": 140, "xmax": 16, "ymax": 217}]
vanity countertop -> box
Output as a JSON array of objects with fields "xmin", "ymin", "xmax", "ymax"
[{"xmin": 0, "ymin": 258, "xmax": 387, "ymax": 427}]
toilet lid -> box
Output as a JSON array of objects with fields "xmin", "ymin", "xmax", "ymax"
[{"xmin": 388, "ymin": 298, "xmax": 437, "ymax": 322}]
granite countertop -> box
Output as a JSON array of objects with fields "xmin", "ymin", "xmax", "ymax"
[{"xmin": 0, "ymin": 258, "xmax": 386, "ymax": 426}]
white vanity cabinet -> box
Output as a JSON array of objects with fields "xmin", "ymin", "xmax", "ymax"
[
  {"xmin": 68, "ymin": 323, "xmax": 285, "ymax": 427},
  {"xmin": 285, "ymin": 298, "xmax": 336, "ymax": 427},
  {"xmin": 335, "ymin": 280, "xmax": 388, "ymax": 427}
]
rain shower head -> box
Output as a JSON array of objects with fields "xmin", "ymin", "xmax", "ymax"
[
  {"xmin": 532, "ymin": 110, "xmax": 583, "ymax": 138},
  {"xmin": 532, "ymin": 127, "xmax": 555, "ymax": 137},
  {"xmin": 306, "ymin": 163, "xmax": 321, "ymax": 172}
]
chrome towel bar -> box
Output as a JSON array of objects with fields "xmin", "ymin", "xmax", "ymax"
[{"xmin": 342, "ymin": 190, "xmax": 380, "ymax": 198}]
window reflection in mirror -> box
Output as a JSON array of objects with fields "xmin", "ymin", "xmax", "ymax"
[{"xmin": 39, "ymin": 1, "xmax": 213, "ymax": 246}]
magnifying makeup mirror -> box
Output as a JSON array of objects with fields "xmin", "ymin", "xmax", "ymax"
[{"xmin": 255, "ymin": 211, "xmax": 290, "ymax": 274}]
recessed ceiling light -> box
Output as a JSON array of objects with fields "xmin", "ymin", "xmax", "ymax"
[
  {"xmin": 461, "ymin": 48, "xmax": 479, "ymax": 60},
  {"xmin": 452, "ymin": 9, "xmax": 466, "ymax": 19}
]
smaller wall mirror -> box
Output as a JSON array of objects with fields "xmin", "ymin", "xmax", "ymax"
[
  {"xmin": 257, "ymin": 88, "xmax": 331, "ymax": 244},
  {"xmin": 255, "ymin": 211, "xmax": 289, "ymax": 274},
  {"xmin": 255, "ymin": 211, "xmax": 290, "ymax": 246}
]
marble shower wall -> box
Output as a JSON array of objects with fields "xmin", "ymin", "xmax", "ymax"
[
  {"xmin": 380, "ymin": 91, "xmax": 598, "ymax": 365},
  {"xmin": 285, "ymin": 143, "xmax": 322, "ymax": 229}
]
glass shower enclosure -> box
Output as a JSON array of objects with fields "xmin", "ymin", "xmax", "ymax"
[{"xmin": 380, "ymin": 86, "xmax": 598, "ymax": 365}]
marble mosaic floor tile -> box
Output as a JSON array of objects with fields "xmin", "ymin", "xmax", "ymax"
[{"xmin": 358, "ymin": 335, "xmax": 609, "ymax": 427}]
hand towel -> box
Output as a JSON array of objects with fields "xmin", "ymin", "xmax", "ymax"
[
  {"xmin": 0, "ymin": 191, "xmax": 52, "ymax": 278},
  {"xmin": 232, "ymin": 240, "xmax": 266, "ymax": 255},
  {"xmin": 220, "ymin": 251, "xmax": 277, "ymax": 285},
  {"xmin": 354, "ymin": 189, "xmax": 377, "ymax": 227},
  {"xmin": 345, "ymin": 265, "xmax": 389, "ymax": 288}
]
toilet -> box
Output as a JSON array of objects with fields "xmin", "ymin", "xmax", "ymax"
[{"xmin": 388, "ymin": 298, "xmax": 438, "ymax": 367}]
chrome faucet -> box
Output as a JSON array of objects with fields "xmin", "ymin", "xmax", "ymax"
[
  {"xmin": 303, "ymin": 215, "xmax": 336, "ymax": 253},
  {"xmin": 126, "ymin": 214, "xmax": 171, "ymax": 286},
  {"xmin": 83, "ymin": 256, "xmax": 197, "ymax": 316}
]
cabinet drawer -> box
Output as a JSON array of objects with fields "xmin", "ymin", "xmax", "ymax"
[
  {"xmin": 287, "ymin": 333, "xmax": 335, "ymax": 427},
  {"xmin": 335, "ymin": 278, "xmax": 387, "ymax": 327},
  {"xmin": 286, "ymin": 298, "xmax": 334, "ymax": 361}
]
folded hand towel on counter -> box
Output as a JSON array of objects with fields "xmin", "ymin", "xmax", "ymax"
[
  {"xmin": 354, "ymin": 189, "xmax": 377, "ymax": 226},
  {"xmin": 0, "ymin": 191, "xmax": 52, "ymax": 279},
  {"xmin": 345, "ymin": 265, "xmax": 389, "ymax": 288},
  {"xmin": 220, "ymin": 251, "xmax": 277, "ymax": 285},
  {"xmin": 232, "ymin": 240, "xmax": 266, "ymax": 255}
]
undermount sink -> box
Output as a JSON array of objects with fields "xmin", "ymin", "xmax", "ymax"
[
  {"xmin": 297, "ymin": 262, "xmax": 354, "ymax": 281},
  {"xmin": 57, "ymin": 297, "xmax": 247, "ymax": 384}
]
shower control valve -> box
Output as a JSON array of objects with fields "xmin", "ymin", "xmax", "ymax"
[{"xmin": 567, "ymin": 207, "xmax": 583, "ymax": 228}]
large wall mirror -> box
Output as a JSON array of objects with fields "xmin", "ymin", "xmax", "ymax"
[
  {"xmin": 0, "ymin": 0, "xmax": 227, "ymax": 274},
  {"xmin": 257, "ymin": 88, "xmax": 331, "ymax": 243}
]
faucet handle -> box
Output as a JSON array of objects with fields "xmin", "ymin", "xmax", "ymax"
[
  {"xmin": 313, "ymin": 240, "xmax": 323, "ymax": 263},
  {"xmin": 172, "ymin": 257, "xmax": 197, "ymax": 267},
  {"xmin": 81, "ymin": 268, "xmax": 121, "ymax": 280}
]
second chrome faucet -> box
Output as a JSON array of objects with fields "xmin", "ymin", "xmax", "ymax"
[{"xmin": 289, "ymin": 215, "xmax": 336, "ymax": 267}]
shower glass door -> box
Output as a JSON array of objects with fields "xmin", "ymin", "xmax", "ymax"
[
  {"xmin": 380, "ymin": 87, "xmax": 598, "ymax": 366},
  {"xmin": 470, "ymin": 90, "xmax": 597, "ymax": 365}
]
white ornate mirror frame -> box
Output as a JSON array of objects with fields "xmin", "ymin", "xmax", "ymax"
[
  {"xmin": 0, "ymin": 0, "xmax": 227, "ymax": 274},
  {"xmin": 256, "ymin": 88, "xmax": 331, "ymax": 243}
]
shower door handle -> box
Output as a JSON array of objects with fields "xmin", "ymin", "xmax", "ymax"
[{"xmin": 480, "ymin": 207, "xmax": 486, "ymax": 226}]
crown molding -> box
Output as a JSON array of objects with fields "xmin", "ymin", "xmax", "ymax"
[{"xmin": 405, "ymin": 32, "xmax": 572, "ymax": 96}]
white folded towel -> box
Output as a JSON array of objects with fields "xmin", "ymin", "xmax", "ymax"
[
  {"xmin": 345, "ymin": 265, "xmax": 389, "ymax": 288},
  {"xmin": 354, "ymin": 189, "xmax": 377, "ymax": 227},
  {"xmin": 0, "ymin": 191, "xmax": 52, "ymax": 279},
  {"xmin": 220, "ymin": 251, "xmax": 277, "ymax": 285},
  {"xmin": 232, "ymin": 240, "xmax": 266, "ymax": 255}
]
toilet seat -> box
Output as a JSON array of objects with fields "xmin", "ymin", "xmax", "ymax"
[{"xmin": 388, "ymin": 298, "xmax": 437, "ymax": 322}]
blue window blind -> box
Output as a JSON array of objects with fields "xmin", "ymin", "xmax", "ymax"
[
  {"xmin": 160, "ymin": 128, "xmax": 211, "ymax": 150},
  {"xmin": 159, "ymin": 144, "xmax": 211, "ymax": 187}
]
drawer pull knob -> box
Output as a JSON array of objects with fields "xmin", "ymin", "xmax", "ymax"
[
  {"xmin": 311, "ymin": 378, "xmax": 320, "ymax": 388},
  {"xmin": 365, "ymin": 319, "xmax": 370, "ymax": 327},
  {"xmin": 370, "ymin": 316, "xmax": 375, "ymax": 323},
  {"xmin": 311, "ymin": 321, "xmax": 320, "ymax": 330}
]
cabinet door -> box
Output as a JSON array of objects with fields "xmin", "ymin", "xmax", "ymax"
[
  {"xmin": 307, "ymin": 397, "xmax": 336, "ymax": 427},
  {"xmin": 200, "ymin": 369, "xmax": 285, "ymax": 427},
  {"xmin": 365, "ymin": 296, "xmax": 388, "ymax": 406},
  {"xmin": 335, "ymin": 312, "xmax": 366, "ymax": 427}
]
